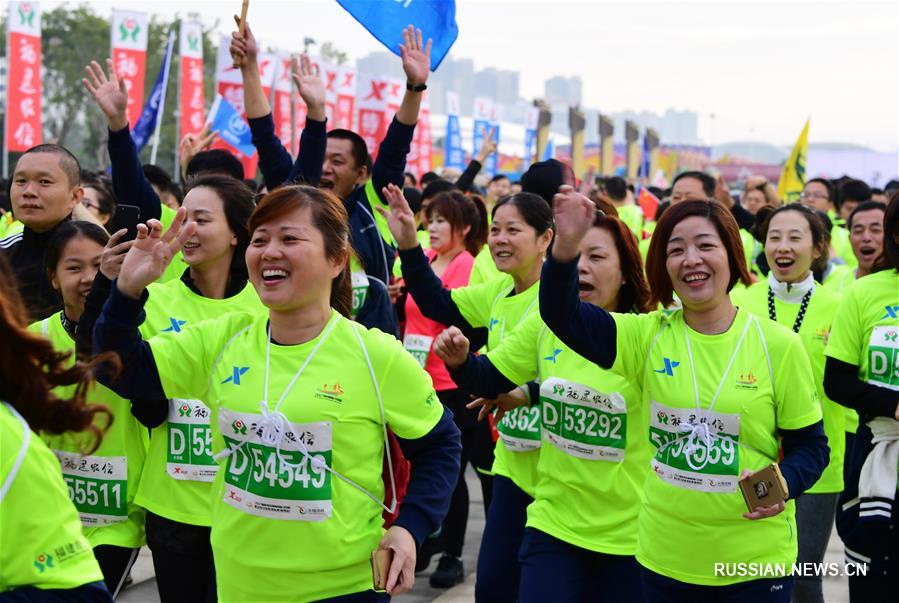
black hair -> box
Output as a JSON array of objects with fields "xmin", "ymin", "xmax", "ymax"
[
  {"xmin": 327, "ymin": 129, "xmax": 369, "ymax": 171},
  {"xmin": 804, "ymin": 177, "xmax": 834, "ymax": 202},
  {"xmin": 419, "ymin": 171, "xmax": 441, "ymax": 187},
  {"xmin": 19, "ymin": 144, "xmax": 82, "ymax": 186},
  {"xmin": 186, "ymin": 150, "xmax": 245, "ymax": 180},
  {"xmin": 142, "ymin": 164, "xmax": 173, "ymax": 191},
  {"xmin": 755, "ymin": 203, "xmax": 830, "ymax": 277},
  {"xmin": 879, "ymin": 191, "xmax": 899, "ymax": 271},
  {"xmin": 492, "ymin": 192, "xmax": 553, "ymax": 236},
  {"xmin": 183, "ymin": 175, "xmax": 256, "ymax": 279},
  {"xmin": 883, "ymin": 179, "xmax": 899, "ymax": 194},
  {"xmin": 604, "ymin": 176, "xmax": 628, "ymax": 202},
  {"xmin": 837, "ymin": 179, "xmax": 872, "ymax": 209},
  {"xmin": 45, "ymin": 221, "xmax": 110, "ymax": 279},
  {"xmin": 489, "ymin": 174, "xmax": 509, "ymax": 184},
  {"xmin": 672, "ymin": 171, "xmax": 715, "ymax": 197},
  {"xmin": 404, "ymin": 187, "xmax": 424, "ymax": 215},
  {"xmin": 1, "ymin": 179, "xmax": 12, "ymax": 214},
  {"xmin": 848, "ymin": 201, "xmax": 887, "ymax": 230},
  {"xmin": 422, "ymin": 179, "xmax": 457, "ymax": 202},
  {"xmin": 520, "ymin": 159, "xmax": 575, "ymax": 206},
  {"xmin": 81, "ymin": 179, "xmax": 117, "ymax": 218},
  {"xmin": 167, "ymin": 181, "xmax": 184, "ymax": 206}
]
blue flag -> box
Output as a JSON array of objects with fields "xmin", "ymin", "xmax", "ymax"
[
  {"xmin": 132, "ymin": 31, "xmax": 176, "ymax": 150},
  {"xmin": 336, "ymin": 0, "xmax": 458, "ymax": 70},
  {"xmin": 542, "ymin": 138, "xmax": 555, "ymax": 161},
  {"xmin": 207, "ymin": 95, "xmax": 256, "ymax": 158},
  {"xmin": 639, "ymin": 132, "xmax": 650, "ymax": 179}
]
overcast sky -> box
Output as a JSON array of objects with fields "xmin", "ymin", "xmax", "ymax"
[{"xmin": 45, "ymin": 0, "xmax": 899, "ymax": 151}]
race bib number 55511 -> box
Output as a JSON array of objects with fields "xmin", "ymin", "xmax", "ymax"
[{"xmin": 54, "ymin": 451, "xmax": 128, "ymax": 526}]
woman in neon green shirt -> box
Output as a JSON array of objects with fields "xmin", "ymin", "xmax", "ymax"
[
  {"xmin": 824, "ymin": 193, "xmax": 899, "ymax": 600},
  {"xmin": 541, "ymin": 190, "xmax": 829, "ymax": 601},
  {"xmin": 382, "ymin": 184, "xmax": 553, "ymax": 602},
  {"xmin": 77, "ymin": 174, "xmax": 261, "ymax": 602},
  {"xmin": 28, "ymin": 221, "xmax": 148, "ymax": 598},
  {"xmin": 92, "ymin": 186, "xmax": 461, "ymax": 602},
  {"xmin": 434, "ymin": 210, "xmax": 654, "ymax": 601},
  {"xmin": 731, "ymin": 204, "xmax": 844, "ymax": 603},
  {"xmin": 0, "ymin": 257, "xmax": 112, "ymax": 601}
]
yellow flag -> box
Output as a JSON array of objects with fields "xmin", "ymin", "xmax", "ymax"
[{"xmin": 778, "ymin": 119, "xmax": 809, "ymax": 203}]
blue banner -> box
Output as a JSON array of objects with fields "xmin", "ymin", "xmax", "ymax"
[
  {"xmin": 444, "ymin": 113, "xmax": 465, "ymax": 170},
  {"xmin": 207, "ymin": 95, "xmax": 256, "ymax": 158},
  {"xmin": 523, "ymin": 127, "xmax": 536, "ymax": 168},
  {"xmin": 472, "ymin": 120, "xmax": 498, "ymax": 177},
  {"xmin": 542, "ymin": 138, "xmax": 555, "ymax": 161},
  {"xmin": 336, "ymin": 0, "xmax": 458, "ymax": 70},
  {"xmin": 132, "ymin": 31, "xmax": 175, "ymax": 150},
  {"xmin": 639, "ymin": 132, "xmax": 650, "ymax": 179}
]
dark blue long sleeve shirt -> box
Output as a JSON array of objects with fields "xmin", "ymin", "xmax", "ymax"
[
  {"xmin": 539, "ymin": 252, "xmax": 829, "ymax": 499},
  {"xmin": 106, "ymin": 127, "xmax": 163, "ymax": 221},
  {"xmin": 93, "ymin": 284, "xmax": 459, "ymax": 547},
  {"xmin": 248, "ymin": 113, "xmax": 325, "ymax": 189}
]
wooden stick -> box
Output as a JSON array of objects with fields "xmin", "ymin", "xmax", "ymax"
[
  {"xmin": 238, "ymin": 0, "xmax": 249, "ymax": 36},
  {"xmin": 233, "ymin": 0, "xmax": 250, "ymax": 67}
]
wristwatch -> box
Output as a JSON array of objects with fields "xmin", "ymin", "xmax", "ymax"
[{"xmin": 406, "ymin": 81, "xmax": 427, "ymax": 92}]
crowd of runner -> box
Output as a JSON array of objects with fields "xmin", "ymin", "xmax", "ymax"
[{"xmin": 0, "ymin": 18, "xmax": 896, "ymax": 603}]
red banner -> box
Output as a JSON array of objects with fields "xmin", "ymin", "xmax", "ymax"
[
  {"xmin": 334, "ymin": 65, "xmax": 356, "ymax": 131},
  {"xmin": 6, "ymin": 2, "xmax": 43, "ymax": 152},
  {"xmin": 272, "ymin": 55, "xmax": 294, "ymax": 155},
  {"xmin": 179, "ymin": 20, "xmax": 205, "ymax": 138},
  {"xmin": 111, "ymin": 10, "xmax": 149, "ymax": 129},
  {"xmin": 357, "ymin": 74, "xmax": 390, "ymax": 158}
]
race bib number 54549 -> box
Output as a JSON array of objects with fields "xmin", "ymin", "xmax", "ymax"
[{"xmin": 219, "ymin": 410, "xmax": 333, "ymax": 521}]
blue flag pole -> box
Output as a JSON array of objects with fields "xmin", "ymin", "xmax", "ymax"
[{"xmin": 150, "ymin": 30, "xmax": 176, "ymax": 164}]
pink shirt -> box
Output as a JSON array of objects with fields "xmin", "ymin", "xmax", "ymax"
[{"xmin": 403, "ymin": 249, "xmax": 475, "ymax": 391}]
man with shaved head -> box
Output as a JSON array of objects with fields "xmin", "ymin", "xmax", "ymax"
[{"xmin": 1, "ymin": 144, "xmax": 86, "ymax": 319}]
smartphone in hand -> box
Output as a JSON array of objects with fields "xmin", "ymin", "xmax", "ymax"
[{"xmin": 108, "ymin": 205, "xmax": 141, "ymax": 241}]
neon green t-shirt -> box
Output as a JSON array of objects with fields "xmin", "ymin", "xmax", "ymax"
[
  {"xmin": 148, "ymin": 311, "xmax": 443, "ymax": 602},
  {"xmin": 0, "ymin": 215, "xmax": 23, "ymax": 239},
  {"xmin": 158, "ymin": 205, "xmax": 188, "ymax": 283},
  {"xmin": 0, "ymin": 403, "xmax": 105, "ymax": 592},
  {"xmin": 616, "ymin": 204, "xmax": 645, "ymax": 239},
  {"xmin": 826, "ymin": 270, "xmax": 899, "ymax": 407},
  {"xmin": 831, "ymin": 225, "xmax": 857, "ymax": 269},
  {"xmin": 610, "ymin": 308, "xmax": 821, "ymax": 585},
  {"xmin": 29, "ymin": 313, "xmax": 148, "ymax": 549},
  {"xmin": 823, "ymin": 264, "xmax": 856, "ymax": 294},
  {"xmin": 488, "ymin": 313, "xmax": 650, "ymax": 554},
  {"xmin": 468, "ymin": 245, "xmax": 503, "ymax": 287},
  {"xmin": 452, "ymin": 276, "xmax": 541, "ymax": 496},
  {"xmin": 137, "ymin": 277, "xmax": 265, "ymax": 527},
  {"xmin": 732, "ymin": 281, "xmax": 844, "ymax": 493}
]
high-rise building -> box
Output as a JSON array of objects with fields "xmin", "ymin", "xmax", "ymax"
[{"xmin": 545, "ymin": 75, "xmax": 582, "ymax": 106}]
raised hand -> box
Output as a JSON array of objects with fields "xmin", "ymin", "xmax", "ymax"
[
  {"xmin": 433, "ymin": 326, "xmax": 470, "ymax": 369},
  {"xmin": 378, "ymin": 183, "xmax": 419, "ymax": 250},
  {"xmin": 399, "ymin": 25, "xmax": 432, "ymax": 86},
  {"xmin": 100, "ymin": 229, "xmax": 134, "ymax": 280},
  {"xmin": 230, "ymin": 15, "xmax": 258, "ymax": 69},
  {"xmin": 476, "ymin": 126, "xmax": 497, "ymax": 163},
  {"xmin": 466, "ymin": 387, "xmax": 528, "ymax": 423},
  {"xmin": 82, "ymin": 59, "xmax": 129, "ymax": 132},
  {"xmin": 291, "ymin": 54, "xmax": 326, "ymax": 122},
  {"xmin": 117, "ymin": 207, "xmax": 196, "ymax": 299},
  {"xmin": 179, "ymin": 126, "xmax": 218, "ymax": 179},
  {"xmin": 552, "ymin": 185, "xmax": 596, "ymax": 262}
]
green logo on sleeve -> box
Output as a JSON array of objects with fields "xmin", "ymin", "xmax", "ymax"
[{"xmin": 33, "ymin": 553, "xmax": 54, "ymax": 573}]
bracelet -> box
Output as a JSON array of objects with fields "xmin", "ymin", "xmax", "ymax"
[{"xmin": 406, "ymin": 81, "xmax": 427, "ymax": 92}]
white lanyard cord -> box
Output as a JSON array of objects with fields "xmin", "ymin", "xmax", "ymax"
[
  {"xmin": 214, "ymin": 316, "xmax": 397, "ymax": 514},
  {"xmin": 684, "ymin": 313, "xmax": 752, "ymax": 416}
]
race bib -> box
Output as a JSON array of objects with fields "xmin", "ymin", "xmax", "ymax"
[
  {"xmin": 867, "ymin": 325, "xmax": 899, "ymax": 390},
  {"xmin": 167, "ymin": 399, "xmax": 218, "ymax": 482},
  {"xmin": 54, "ymin": 451, "xmax": 128, "ymax": 526},
  {"xmin": 497, "ymin": 393, "xmax": 542, "ymax": 452},
  {"xmin": 351, "ymin": 271, "xmax": 369, "ymax": 318},
  {"xmin": 219, "ymin": 410, "xmax": 333, "ymax": 521},
  {"xmin": 539, "ymin": 378, "xmax": 626, "ymax": 461},
  {"xmin": 649, "ymin": 402, "xmax": 741, "ymax": 493},
  {"xmin": 403, "ymin": 334, "xmax": 434, "ymax": 369}
]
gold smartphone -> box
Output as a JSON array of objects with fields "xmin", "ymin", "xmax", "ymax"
[
  {"xmin": 740, "ymin": 463, "xmax": 789, "ymax": 512},
  {"xmin": 371, "ymin": 548, "xmax": 393, "ymax": 591}
]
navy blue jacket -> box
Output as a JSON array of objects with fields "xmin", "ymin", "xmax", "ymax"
[{"xmin": 248, "ymin": 113, "xmax": 411, "ymax": 286}]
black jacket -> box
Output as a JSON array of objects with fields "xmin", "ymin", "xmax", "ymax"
[{"xmin": 0, "ymin": 221, "xmax": 67, "ymax": 321}]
